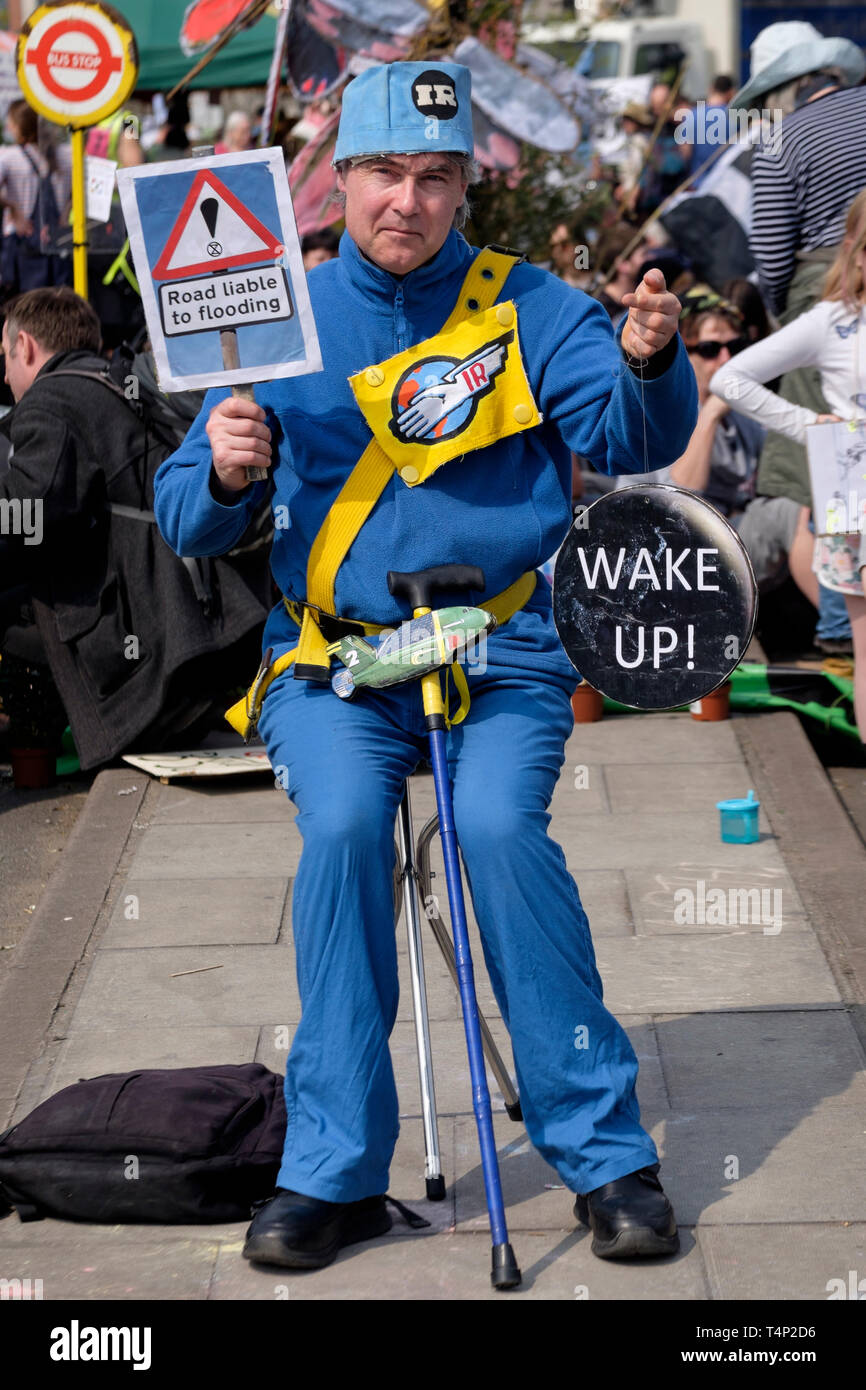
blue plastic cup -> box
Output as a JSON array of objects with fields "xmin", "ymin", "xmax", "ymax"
[{"xmin": 716, "ymin": 789, "xmax": 760, "ymax": 844}]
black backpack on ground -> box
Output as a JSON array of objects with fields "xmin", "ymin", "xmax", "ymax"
[{"xmin": 0, "ymin": 1064, "xmax": 287, "ymax": 1224}]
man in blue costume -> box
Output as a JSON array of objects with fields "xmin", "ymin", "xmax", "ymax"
[{"xmin": 155, "ymin": 61, "xmax": 698, "ymax": 1269}]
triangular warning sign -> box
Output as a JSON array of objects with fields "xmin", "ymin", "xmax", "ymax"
[{"xmin": 152, "ymin": 169, "xmax": 284, "ymax": 280}]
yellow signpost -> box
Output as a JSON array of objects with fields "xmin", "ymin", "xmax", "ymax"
[{"xmin": 16, "ymin": 1, "xmax": 138, "ymax": 298}]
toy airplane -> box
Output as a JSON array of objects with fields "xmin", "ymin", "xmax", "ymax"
[{"xmin": 328, "ymin": 606, "xmax": 496, "ymax": 699}]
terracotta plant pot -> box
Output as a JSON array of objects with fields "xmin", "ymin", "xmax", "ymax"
[
  {"xmin": 10, "ymin": 746, "xmax": 57, "ymax": 789},
  {"xmin": 571, "ymin": 681, "xmax": 604, "ymax": 723},
  {"xmin": 689, "ymin": 681, "xmax": 732, "ymax": 722}
]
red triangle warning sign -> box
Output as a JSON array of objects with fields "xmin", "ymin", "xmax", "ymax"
[{"xmin": 152, "ymin": 169, "xmax": 284, "ymax": 280}]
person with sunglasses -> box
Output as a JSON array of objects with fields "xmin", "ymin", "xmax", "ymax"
[{"xmin": 615, "ymin": 285, "xmax": 765, "ymax": 524}]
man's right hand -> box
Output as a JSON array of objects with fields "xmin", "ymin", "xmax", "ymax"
[{"xmin": 206, "ymin": 396, "xmax": 272, "ymax": 492}]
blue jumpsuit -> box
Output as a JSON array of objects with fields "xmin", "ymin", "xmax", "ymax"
[{"xmin": 155, "ymin": 229, "xmax": 698, "ymax": 1200}]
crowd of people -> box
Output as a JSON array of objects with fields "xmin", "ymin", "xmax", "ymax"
[
  {"xmin": 541, "ymin": 19, "xmax": 866, "ymax": 689},
  {"xmin": 3, "ymin": 18, "xmax": 866, "ymax": 771}
]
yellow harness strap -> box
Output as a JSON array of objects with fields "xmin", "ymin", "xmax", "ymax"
[
  {"xmin": 296, "ymin": 246, "xmax": 521, "ymax": 681},
  {"xmin": 226, "ymin": 569, "xmax": 537, "ymax": 739},
  {"xmin": 226, "ymin": 247, "xmax": 530, "ymax": 739}
]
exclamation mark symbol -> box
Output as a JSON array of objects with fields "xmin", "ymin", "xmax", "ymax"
[
  {"xmin": 202, "ymin": 197, "xmax": 222, "ymax": 258},
  {"xmin": 686, "ymin": 624, "xmax": 694, "ymax": 670}
]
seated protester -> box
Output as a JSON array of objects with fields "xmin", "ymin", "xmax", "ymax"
[
  {"xmin": 614, "ymin": 284, "xmax": 764, "ymax": 522},
  {"xmin": 0, "ymin": 287, "xmax": 268, "ymax": 769}
]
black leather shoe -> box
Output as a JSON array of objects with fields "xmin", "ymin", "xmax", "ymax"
[
  {"xmin": 573, "ymin": 1164, "xmax": 679, "ymax": 1259},
  {"xmin": 242, "ymin": 1188, "xmax": 392, "ymax": 1270}
]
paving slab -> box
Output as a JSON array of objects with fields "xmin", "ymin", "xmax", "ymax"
[
  {"xmin": 66, "ymin": 946, "xmax": 299, "ymax": 1031},
  {"xmin": 125, "ymin": 823, "xmax": 302, "ymax": 880},
  {"xmin": 595, "ymin": 934, "xmax": 841, "ymax": 1013},
  {"xmin": 655, "ymin": 1010, "xmax": 866, "ymax": 1110},
  {"xmin": 103, "ymin": 878, "xmax": 291, "ymax": 947},
  {"xmin": 698, "ymin": 1223, "xmax": 866, "ymax": 1301},
  {"xmin": 151, "ymin": 782, "xmax": 291, "ymax": 824},
  {"xmin": 561, "ymin": 812, "xmax": 777, "ymax": 869},
  {"xmin": 595, "ymin": 762, "xmax": 753, "ymax": 815},
  {"xmin": 571, "ymin": 869, "xmax": 634, "ymax": 935},
  {"xmin": 566, "ymin": 713, "xmax": 742, "ymax": 764},
  {"xmin": 660, "ymin": 1106, "xmax": 866, "ymax": 1225},
  {"xmin": 43, "ymin": 1027, "xmax": 261, "ymax": 1099},
  {"xmin": 255, "ymin": 1023, "xmax": 296, "ymax": 1072},
  {"xmin": 548, "ymin": 763, "xmax": 610, "ymax": 814},
  {"xmin": 626, "ymin": 864, "xmax": 808, "ymax": 935},
  {"xmin": 0, "ymin": 1237, "xmax": 219, "ymax": 1300},
  {"xmin": 207, "ymin": 1227, "xmax": 708, "ymax": 1301},
  {"xmin": 0, "ymin": 1216, "xmax": 249, "ymax": 1249}
]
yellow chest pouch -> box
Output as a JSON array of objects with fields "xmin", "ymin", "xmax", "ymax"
[{"xmin": 348, "ymin": 296, "xmax": 542, "ymax": 487}]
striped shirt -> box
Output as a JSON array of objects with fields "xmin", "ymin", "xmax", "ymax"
[
  {"xmin": 0, "ymin": 142, "xmax": 72, "ymax": 238},
  {"xmin": 750, "ymin": 86, "xmax": 866, "ymax": 316}
]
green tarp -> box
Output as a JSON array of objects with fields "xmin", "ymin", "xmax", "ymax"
[
  {"xmin": 601, "ymin": 662, "xmax": 859, "ymax": 740},
  {"xmin": 109, "ymin": 1, "xmax": 279, "ymax": 91}
]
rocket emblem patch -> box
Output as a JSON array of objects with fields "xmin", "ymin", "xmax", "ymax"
[
  {"xmin": 390, "ymin": 332, "xmax": 513, "ymax": 444},
  {"xmin": 348, "ymin": 299, "xmax": 541, "ymax": 487}
]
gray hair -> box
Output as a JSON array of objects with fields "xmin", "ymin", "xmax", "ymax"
[
  {"xmin": 763, "ymin": 67, "xmax": 847, "ymax": 117},
  {"xmin": 333, "ymin": 152, "xmax": 482, "ymax": 231}
]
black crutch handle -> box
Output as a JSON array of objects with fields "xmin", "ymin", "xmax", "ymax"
[{"xmin": 387, "ymin": 565, "xmax": 485, "ymax": 613}]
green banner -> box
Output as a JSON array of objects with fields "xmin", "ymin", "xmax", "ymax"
[{"xmin": 110, "ymin": 1, "xmax": 279, "ymax": 91}]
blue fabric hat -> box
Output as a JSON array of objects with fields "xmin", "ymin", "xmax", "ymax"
[{"xmin": 333, "ymin": 61, "xmax": 474, "ymax": 162}]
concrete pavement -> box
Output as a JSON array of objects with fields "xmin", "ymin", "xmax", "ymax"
[{"xmin": 1, "ymin": 708, "xmax": 865, "ymax": 1301}]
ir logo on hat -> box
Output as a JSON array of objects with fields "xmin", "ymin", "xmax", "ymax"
[{"xmin": 411, "ymin": 70, "xmax": 459, "ymax": 120}]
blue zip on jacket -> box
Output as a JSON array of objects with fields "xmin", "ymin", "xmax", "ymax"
[{"xmin": 154, "ymin": 229, "xmax": 697, "ymax": 685}]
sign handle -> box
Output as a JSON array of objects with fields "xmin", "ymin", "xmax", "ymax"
[
  {"xmin": 221, "ymin": 327, "xmax": 268, "ymax": 482},
  {"xmin": 190, "ymin": 145, "xmax": 268, "ymax": 485},
  {"xmin": 71, "ymin": 127, "xmax": 88, "ymax": 298}
]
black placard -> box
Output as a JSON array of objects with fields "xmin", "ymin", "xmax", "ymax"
[{"xmin": 553, "ymin": 485, "xmax": 757, "ymax": 709}]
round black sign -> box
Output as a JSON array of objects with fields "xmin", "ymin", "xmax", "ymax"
[
  {"xmin": 552, "ymin": 485, "xmax": 757, "ymax": 709},
  {"xmin": 411, "ymin": 69, "xmax": 460, "ymax": 120}
]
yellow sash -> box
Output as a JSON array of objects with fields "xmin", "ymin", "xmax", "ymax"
[{"xmin": 226, "ymin": 247, "xmax": 539, "ymax": 739}]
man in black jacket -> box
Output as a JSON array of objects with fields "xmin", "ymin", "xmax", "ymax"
[{"xmin": 0, "ymin": 286, "xmax": 267, "ymax": 769}]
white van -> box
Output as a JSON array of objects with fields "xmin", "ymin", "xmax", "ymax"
[{"xmin": 521, "ymin": 17, "xmax": 711, "ymax": 100}]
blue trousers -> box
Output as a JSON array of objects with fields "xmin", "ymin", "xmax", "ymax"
[{"xmin": 257, "ymin": 660, "xmax": 658, "ymax": 1201}]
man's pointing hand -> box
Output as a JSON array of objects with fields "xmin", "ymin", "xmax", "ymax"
[{"xmin": 620, "ymin": 267, "xmax": 682, "ymax": 360}]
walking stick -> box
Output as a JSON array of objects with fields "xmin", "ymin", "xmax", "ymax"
[{"xmin": 387, "ymin": 564, "xmax": 521, "ymax": 1291}]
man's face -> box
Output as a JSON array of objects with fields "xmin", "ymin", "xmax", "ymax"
[
  {"xmin": 338, "ymin": 153, "xmax": 467, "ymax": 275},
  {"xmin": 2, "ymin": 322, "xmax": 35, "ymax": 402},
  {"xmin": 686, "ymin": 313, "xmax": 743, "ymax": 401},
  {"xmin": 548, "ymin": 224, "xmax": 574, "ymax": 273}
]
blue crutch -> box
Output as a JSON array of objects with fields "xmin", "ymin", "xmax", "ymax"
[{"xmin": 386, "ymin": 564, "xmax": 521, "ymax": 1291}]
